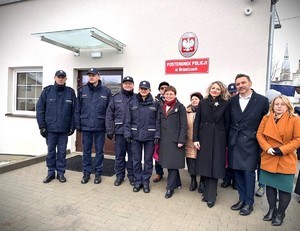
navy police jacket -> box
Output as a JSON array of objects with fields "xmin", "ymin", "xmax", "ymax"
[
  {"xmin": 105, "ymin": 90, "xmax": 135, "ymax": 135},
  {"xmin": 75, "ymin": 81, "xmax": 111, "ymax": 131},
  {"xmin": 124, "ymin": 93, "xmax": 160, "ymax": 141},
  {"xmin": 36, "ymin": 83, "xmax": 76, "ymax": 132}
]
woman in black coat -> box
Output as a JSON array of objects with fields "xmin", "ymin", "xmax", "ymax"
[
  {"xmin": 193, "ymin": 81, "xmax": 230, "ymax": 208},
  {"xmin": 159, "ymin": 86, "xmax": 187, "ymax": 199}
]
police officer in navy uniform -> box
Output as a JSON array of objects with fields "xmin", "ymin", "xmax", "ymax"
[
  {"xmin": 124, "ymin": 81, "xmax": 160, "ymax": 193},
  {"xmin": 75, "ymin": 68, "xmax": 111, "ymax": 184},
  {"xmin": 106, "ymin": 76, "xmax": 135, "ymax": 186},
  {"xmin": 36, "ymin": 70, "xmax": 76, "ymax": 183}
]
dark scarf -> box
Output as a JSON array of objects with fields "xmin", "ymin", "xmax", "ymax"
[
  {"xmin": 163, "ymin": 98, "xmax": 177, "ymax": 115},
  {"xmin": 191, "ymin": 105, "xmax": 198, "ymax": 112},
  {"xmin": 208, "ymin": 95, "xmax": 222, "ymax": 108}
]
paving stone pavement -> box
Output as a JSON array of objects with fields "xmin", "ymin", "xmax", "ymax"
[{"xmin": 0, "ymin": 152, "xmax": 299, "ymax": 231}]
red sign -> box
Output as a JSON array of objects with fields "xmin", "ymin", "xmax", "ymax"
[{"xmin": 165, "ymin": 58, "xmax": 209, "ymax": 74}]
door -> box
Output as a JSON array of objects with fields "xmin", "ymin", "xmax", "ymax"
[{"xmin": 75, "ymin": 69, "xmax": 123, "ymax": 155}]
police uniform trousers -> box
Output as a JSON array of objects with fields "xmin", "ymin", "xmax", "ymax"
[
  {"xmin": 114, "ymin": 134, "xmax": 133, "ymax": 181},
  {"xmin": 167, "ymin": 169, "xmax": 182, "ymax": 190},
  {"xmin": 235, "ymin": 169, "xmax": 256, "ymax": 206},
  {"xmin": 131, "ymin": 140, "xmax": 154, "ymax": 188},
  {"xmin": 46, "ymin": 132, "xmax": 68, "ymax": 176},
  {"xmin": 82, "ymin": 131, "xmax": 105, "ymax": 176},
  {"xmin": 203, "ymin": 177, "xmax": 218, "ymax": 202}
]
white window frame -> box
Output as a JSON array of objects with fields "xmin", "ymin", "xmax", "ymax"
[{"xmin": 12, "ymin": 68, "xmax": 43, "ymax": 116}]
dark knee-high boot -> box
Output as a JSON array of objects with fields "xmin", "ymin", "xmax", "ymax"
[{"xmin": 189, "ymin": 175, "xmax": 197, "ymax": 191}]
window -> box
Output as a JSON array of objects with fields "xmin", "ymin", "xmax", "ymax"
[{"xmin": 8, "ymin": 68, "xmax": 43, "ymax": 116}]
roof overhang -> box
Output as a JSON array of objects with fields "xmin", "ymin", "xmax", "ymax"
[{"xmin": 32, "ymin": 27, "xmax": 126, "ymax": 55}]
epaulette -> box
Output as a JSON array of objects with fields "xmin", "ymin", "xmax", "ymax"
[
  {"xmin": 112, "ymin": 92, "xmax": 120, "ymax": 97},
  {"xmin": 43, "ymin": 85, "xmax": 51, "ymax": 90}
]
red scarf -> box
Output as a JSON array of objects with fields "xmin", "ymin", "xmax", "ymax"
[{"xmin": 163, "ymin": 98, "xmax": 177, "ymax": 115}]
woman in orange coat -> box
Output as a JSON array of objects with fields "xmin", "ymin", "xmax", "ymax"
[{"xmin": 256, "ymin": 95, "xmax": 300, "ymax": 226}]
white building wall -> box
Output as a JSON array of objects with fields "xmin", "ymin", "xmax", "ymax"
[{"xmin": 0, "ymin": 0, "xmax": 271, "ymax": 155}]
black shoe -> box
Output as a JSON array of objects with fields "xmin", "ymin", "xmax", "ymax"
[
  {"xmin": 165, "ymin": 189, "xmax": 174, "ymax": 199},
  {"xmin": 143, "ymin": 187, "xmax": 150, "ymax": 193},
  {"xmin": 81, "ymin": 174, "xmax": 90, "ymax": 184},
  {"xmin": 263, "ymin": 208, "xmax": 277, "ymax": 221},
  {"xmin": 114, "ymin": 178, "xmax": 124, "ymax": 186},
  {"xmin": 43, "ymin": 174, "xmax": 55, "ymax": 183},
  {"xmin": 189, "ymin": 175, "xmax": 197, "ymax": 191},
  {"xmin": 207, "ymin": 201, "xmax": 215, "ymax": 208},
  {"xmin": 271, "ymin": 212, "xmax": 285, "ymax": 226},
  {"xmin": 239, "ymin": 204, "xmax": 253, "ymax": 216},
  {"xmin": 201, "ymin": 197, "xmax": 207, "ymax": 202},
  {"xmin": 221, "ymin": 181, "xmax": 231, "ymax": 188},
  {"xmin": 231, "ymin": 201, "xmax": 245, "ymax": 211},
  {"xmin": 94, "ymin": 175, "xmax": 101, "ymax": 184},
  {"xmin": 129, "ymin": 178, "xmax": 135, "ymax": 186},
  {"xmin": 133, "ymin": 185, "xmax": 142, "ymax": 192},
  {"xmin": 57, "ymin": 174, "xmax": 66, "ymax": 183}
]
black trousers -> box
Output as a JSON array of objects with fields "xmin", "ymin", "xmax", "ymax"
[
  {"xmin": 203, "ymin": 177, "xmax": 218, "ymax": 202},
  {"xmin": 167, "ymin": 169, "xmax": 181, "ymax": 190}
]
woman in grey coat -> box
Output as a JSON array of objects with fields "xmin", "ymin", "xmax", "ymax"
[{"xmin": 158, "ymin": 86, "xmax": 187, "ymax": 199}]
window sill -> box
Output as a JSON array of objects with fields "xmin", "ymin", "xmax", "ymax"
[{"xmin": 5, "ymin": 113, "xmax": 36, "ymax": 118}]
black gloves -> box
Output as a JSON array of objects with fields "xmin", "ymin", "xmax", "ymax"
[
  {"xmin": 154, "ymin": 138, "xmax": 160, "ymax": 144},
  {"xmin": 273, "ymin": 147, "xmax": 283, "ymax": 156},
  {"xmin": 40, "ymin": 128, "xmax": 47, "ymax": 138},
  {"xmin": 126, "ymin": 138, "xmax": 132, "ymax": 143},
  {"xmin": 107, "ymin": 134, "xmax": 114, "ymax": 140},
  {"xmin": 68, "ymin": 129, "xmax": 75, "ymax": 136}
]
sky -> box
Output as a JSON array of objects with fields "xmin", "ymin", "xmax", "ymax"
[{"xmin": 273, "ymin": 0, "xmax": 300, "ymax": 74}]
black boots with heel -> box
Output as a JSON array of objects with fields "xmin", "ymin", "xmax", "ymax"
[{"xmin": 189, "ymin": 175, "xmax": 197, "ymax": 191}]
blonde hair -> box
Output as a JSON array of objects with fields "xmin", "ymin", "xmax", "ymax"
[
  {"xmin": 205, "ymin": 81, "xmax": 230, "ymax": 100},
  {"xmin": 268, "ymin": 95, "xmax": 297, "ymax": 116}
]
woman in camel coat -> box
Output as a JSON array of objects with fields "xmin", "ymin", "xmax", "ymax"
[
  {"xmin": 256, "ymin": 95, "xmax": 300, "ymax": 226},
  {"xmin": 185, "ymin": 92, "xmax": 204, "ymax": 192}
]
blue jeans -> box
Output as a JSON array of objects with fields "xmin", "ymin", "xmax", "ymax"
[
  {"xmin": 46, "ymin": 132, "xmax": 68, "ymax": 176},
  {"xmin": 114, "ymin": 134, "xmax": 133, "ymax": 180},
  {"xmin": 82, "ymin": 131, "xmax": 105, "ymax": 176}
]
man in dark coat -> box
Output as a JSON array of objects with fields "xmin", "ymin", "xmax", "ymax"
[
  {"xmin": 228, "ymin": 74, "xmax": 269, "ymax": 216},
  {"xmin": 75, "ymin": 68, "xmax": 111, "ymax": 185},
  {"xmin": 106, "ymin": 76, "xmax": 135, "ymax": 186},
  {"xmin": 36, "ymin": 70, "xmax": 76, "ymax": 183}
]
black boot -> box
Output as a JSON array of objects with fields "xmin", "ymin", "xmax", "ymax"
[
  {"xmin": 271, "ymin": 212, "xmax": 285, "ymax": 226},
  {"xmin": 263, "ymin": 208, "xmax": 277, "ymax": 221},
  {"xmin": 189, "ymin": 175, "xmax": 197, "ymax": 191}
]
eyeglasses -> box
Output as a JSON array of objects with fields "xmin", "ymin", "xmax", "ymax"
[{"xmin": 160, "ymin": 87, "xmax": 167, "ymax": 90}]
